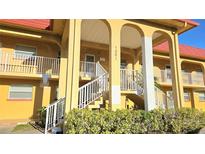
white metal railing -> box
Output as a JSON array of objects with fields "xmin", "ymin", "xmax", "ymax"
[
  {"xmin": 96, "ymin": 61, "xmax": 107, "ymax": 76},
  {"xmin": 45, "ymin": 97, "xmax": 65, "ymax": 134},
  {"xmin": 121, "ymin": 69, "xmax": 174, "ymax": 109},
  {"xmin": 0, "ymin": 52, "xmax": 60, "ymax": 75},
  {"xmin": 182, "ymin": 72, "xmax": 192, "ymax": 84},
  {"xmin": 157, "ymin": 70, "xmax": 172, "ymax": 83},
  {"xmin": 80, "ymin": 61, "xmax": 96, "ymax": 78},
  {"xmin": 182, "ymin": 72, "xmax": 204, "ymax": 85},
  {"xmin": 157, "ymin": 70, "xmax": 204, "ymax": 86},
  {"xmin": 155, "ymin": 87, "xmax": 174, "ymax": 109},
  {"xmin": 80, "ymin": 61, "xmax": 107, "ymax": 78},
  {"xmin": 78, "ymin": 73, "xmax": 108, "ymax": 109},
  {"xmin": 120, "ymin": 69, "xmax": 143, "ymax": 95}
]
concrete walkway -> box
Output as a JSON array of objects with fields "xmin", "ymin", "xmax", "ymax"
[{"xmin": 0, "ymin": 120, "xmax": 42, "ymax": 134}]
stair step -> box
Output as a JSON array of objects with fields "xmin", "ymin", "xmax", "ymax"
[{"xmin": 88, "ymin": 97, "xmax": 104, "ymax": 109}]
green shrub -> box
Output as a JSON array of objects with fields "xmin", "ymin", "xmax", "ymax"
[
  {"xmin": 64, "ymin": 108, "xmax": 205, "ymax": 134},
  {"xmin": 37, "ymin": 106, "xmax": 47, "ymax": 128}
]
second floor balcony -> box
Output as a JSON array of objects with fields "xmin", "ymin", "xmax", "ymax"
[
  {"xmin": 155, "ymin": 69, "xmax": 205, "ymax": 86},
  {"xmin": 0, "ymin": 52, "xmax": 60, "ymax": 77},
  {"xmin": 79, "ymin": 61, "xmax": 107, "ymax": 80}
]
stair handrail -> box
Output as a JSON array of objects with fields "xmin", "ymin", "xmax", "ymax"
[
  {"xmin": 154, "ymin": 87, "xmax": 174, "ymax": 109},
  {"xmin": 45, "ymin": 97, "xmax": 65, "ymax": 134},
  {"xmin": 120, "ymin": 69, "xmax": 143, "ymax": 94},
  {"xmin": 138, "ymin": 72, "xmax": 174, "ymax": 109},
  {"xmin": 79, "ymin": 62, "xmax": 108, "ymax": 109},
  {"xmin": 96, "ymin": 61, "xmax": 107, "ymax": 77},
  {"xmin": 121, "ymin": 69, "xmax": 174, "ymax": 109},
  {"xmin": 78, "ymin": 72, "xmax": 108, "ymax": 109}
]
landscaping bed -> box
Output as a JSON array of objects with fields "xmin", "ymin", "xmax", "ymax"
[{"xmin": 64, "ymin": 108, "xmax": 205, "ymax": 134}]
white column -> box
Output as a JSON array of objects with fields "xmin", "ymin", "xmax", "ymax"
[{"xmin": 142, "ymin": 36, "xmax": 156, "ymax": 111}]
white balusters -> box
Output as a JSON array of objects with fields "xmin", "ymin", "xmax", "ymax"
[
  {"xmin": 78, "ymin": 62, "xmax": 108, "ymax": 109},
  {"xmin": 120, "ymin": 69, "xmax": 143, "ymax": 95},
  {"xmin": 78, "ymin": 73, "xmax": 108, "ymax": 109},
  {"xmin": 80, "ymin": 61, "xmax": 96, "ymax": 77},
  {"xmin": 45, "ymin": 97, "xmax": 65, "ymax": 134},
  {"xmin": 0, "ymin": 51, "xmax": 60, "ymax": 75}
]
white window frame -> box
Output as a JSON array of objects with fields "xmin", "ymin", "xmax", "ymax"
[
  {"xmin": 85, "ymin": 54, "xmax": 95, "ymax": 63},
  {"xmin": 8, "ymin": 84, "xmax": 33, "ymax": 100},
  {"xmin": 84, "ymin": 54, "xmax": 96, "ymax": 76},
  {"xmin": 14, "ymin": 44, "xmax": 37, "ymax": 57},
  {"xmin": 184, "ymin": 91, "xmax": 191, "ymax": 102},
  {"xmin": 121, "ymin": 59, "xmax": 127, "ymax": 69},
  {"xmin": 198, "ymin": 92, "xmax": 205, "ymax": 102}
]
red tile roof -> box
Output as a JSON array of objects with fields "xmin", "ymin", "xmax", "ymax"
[
  {"xmin": 0, "ymin": 19, "xmax": 50, "ymax": 30},
  {"xmin": 154, "ymin": 41, "xmax": 205, "ymax": 60}
]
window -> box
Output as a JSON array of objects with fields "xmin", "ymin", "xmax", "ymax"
[
  {"xmin": 198, "ymin": 92, "xmax": 205, "ymax": 102},
  {"xmin": 121, "ymin": 60, "xmax": 127, "ymax": 69},
  {"xmin": 8, "ymin": 84, "xmax": 33, "ymax": 100},
  {"xmin": 15, "ymin": 45, "xmax": 36, "ymax": 56},
  {"xmin": 184, "ymin": 91, "xmax": 190, "ymax": 102},
  {"xmin": 85, "ymin": 54, "xmax": 95, "ymax": 63},
  {"xmin": 85, "ymin": 54, "xmax": 95, "ymax": 74}
]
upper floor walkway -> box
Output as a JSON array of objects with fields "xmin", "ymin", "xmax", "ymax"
[{"xmin": 0, "ymin": 51, "xmax": 60, "ymax": 79}]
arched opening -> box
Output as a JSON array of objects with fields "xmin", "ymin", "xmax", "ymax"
[
  {"xmin": 78, "ymin": 19, "xmax": 110, "ymax": 108},
  {"xmin": 181, "ymin": 61, "xmax": 205, "ymax": 108},
  {"xmin": 181, "ymin": 61, "xmax": 204, "ymax": 85},
  {"xmin": 80, "ymin": 19, "xmax": 110, "ymax": 82},
  {"xmin": 120, "ymin": 24, "xmax": 144, "ymax": 110},
  {"xmin": 152, "ymin": 31, "xmax": 175, "ymax": 109}
]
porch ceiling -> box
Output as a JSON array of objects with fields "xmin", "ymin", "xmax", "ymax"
[{"xmin": 81, "ymin": 20, "xmax": 161, "ymax": 49}]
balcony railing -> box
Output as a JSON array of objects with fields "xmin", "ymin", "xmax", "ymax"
[
  {"xmin": 182, "ymin": 72, "xmax": 204, "ymax": 85},
  {"xmin": 0, "ymin": 52, "xmax": 60, "ymax": 75},
  {"xmin": 80, "ymin": 61, "xmax": 107, "ymax": 78},
  {"xmin": 80, "ymin": 61, "xmax": 96, "ymax": 78},
  {"xmin": 156, "ymin": 70, "xmax": 172, "ymax": 83},
  {"xmin": 120, "ymin": 69, "xmax": 144, "ymax": 95},
  {"xmin": 155, "ymin": 70, "xmax": 204, "ymax": 86},
  {"xmin": 155, "ymin": 88, "xmax": 175, "ymax": 109}
]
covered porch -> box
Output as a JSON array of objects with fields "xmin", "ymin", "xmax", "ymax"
[{"xmin": 57, "ymin": 19, "xmax": 187, "ymax": 112}]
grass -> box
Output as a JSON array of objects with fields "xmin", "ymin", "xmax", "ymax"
[{"xmin": 12, "ymin": 123, "xmax": 35, "ymax": 133}]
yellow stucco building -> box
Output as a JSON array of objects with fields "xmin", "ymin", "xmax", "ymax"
[{"xmin": 0, "ymin": 19, "xmax": 205, "ymax": 125}]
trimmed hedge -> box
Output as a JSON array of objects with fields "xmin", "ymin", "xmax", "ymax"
[{"xmin": 64, "ymin": 108, "xmax": 205, "ymax": 134}]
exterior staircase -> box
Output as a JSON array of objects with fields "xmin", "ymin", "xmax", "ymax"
[
  {"xmin": 45, "ymin": 97, "xmax": 65, "ymax": 134},
  {"xmin": 44, "ymin": 65, "xmax": 174, "ymax": 133},
  {"xmin": 120, "ymin": 69, "xmax": 174, "ymax": 109},
  {"xmin": 78, "ymin": 62, "xmax": 108, "ymax": 109}
]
